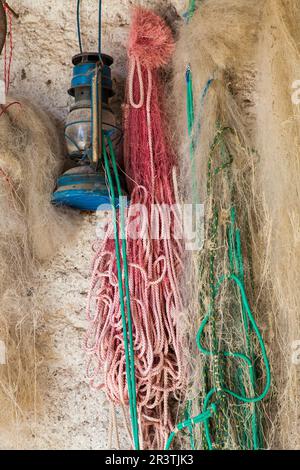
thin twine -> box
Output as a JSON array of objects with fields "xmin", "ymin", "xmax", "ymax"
[
  {"xmin": 108, "ymin": 402, "xmax": 120, "ymax": 450},
  {"xmin": 0, "ymin": 163, "xmax": 25, "ymax": 212},
  {"xmin": 0, "ymin": 100, "xmax": 21, "ymax": 118},
  {"xmin": 0, "ymin": 167, "xmax": 12, "ymax": 185},
  {"xmin": 101, "ymin": 134, "xmax": 140, "ymax": 450}
]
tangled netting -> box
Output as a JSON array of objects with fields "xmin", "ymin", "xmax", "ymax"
[
  {"xmin": 86, "ymin": 8, "xmax": 185, "ymax": 450},
  {"xmin": 170, "ymin": 0, "xmax": 273, "ymax": 450}
]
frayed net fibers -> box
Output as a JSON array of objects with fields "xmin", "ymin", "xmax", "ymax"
[{"xmin": 0, "ymin": 99, "xmax": 75, "ymax": 428}]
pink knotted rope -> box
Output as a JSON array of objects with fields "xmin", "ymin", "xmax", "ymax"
[{"xmin": 86, "ymin": 8, "xmax": 184, "ymax": 450}]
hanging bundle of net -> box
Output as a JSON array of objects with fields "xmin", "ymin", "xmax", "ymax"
[
  {"xmin": 86, "ymin": 8, "xmax": 185, "ymax": 450},
  {"xmin": 0, "ymin": 99, "xmax": 74, "ymax": 435},
  {"xmin": 170, "ymin": 0, "xmax": 272, "ymax": 450}
]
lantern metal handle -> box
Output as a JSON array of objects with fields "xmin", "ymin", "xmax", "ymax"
[{"xmin": 92, "ymin": 62, "xmax": 103, "ymax": 166}]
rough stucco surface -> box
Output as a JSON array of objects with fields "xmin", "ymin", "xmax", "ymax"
[{"xmin": 0, "ymin": 0, "xmax": 185, "ymax": 450}]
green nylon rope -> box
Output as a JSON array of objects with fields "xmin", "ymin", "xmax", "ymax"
[
  {"xmin": 165, "ymin": 405, "xmax": 218, "ymax": 450},
  {"xmin": 228, "ymin": 209, "xmax": 260, "ymax": 449},
  {"xmin": 102, "ymin": 134, "xmax": 140, "ymax": 450},
  {"xmin": 185, "ymin": 64, "xmax": 197, "ymax": 448},
  {"xmin": 186, "ymin": 67, "xmax": 198, "ymax": 205},
  {"xmin": 196, "ymin": 267, "xmax": 271, "ymax": 449},
  {"xmin": 196, "ymin": 271, "xmax": 272, "ymax": 402},
  {"xmin": 106, "ymin": 135, "xmax": 140, "ymax": 448}
]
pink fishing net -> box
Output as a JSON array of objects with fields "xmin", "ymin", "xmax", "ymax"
[{"xmin": 86, "ymin": 8, "xmax": 185, "ymax": 449}]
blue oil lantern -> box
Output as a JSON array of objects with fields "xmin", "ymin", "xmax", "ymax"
[{"xmin": 52, "ymin": 52, "xmax": 125, "ymax": 211}]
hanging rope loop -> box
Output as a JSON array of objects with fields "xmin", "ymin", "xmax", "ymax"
[{"xmin": 128, "ymin": 56, "xmax": 144, "ymax": 109}]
